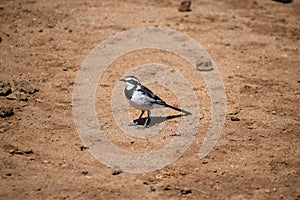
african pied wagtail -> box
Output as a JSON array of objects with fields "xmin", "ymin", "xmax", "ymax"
[{"xmin": 120, "ymin": 76, "xmax": 191, "ymax": 128}]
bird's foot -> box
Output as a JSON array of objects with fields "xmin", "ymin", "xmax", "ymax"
[
  {"xmin": 128, "ymin": 117, "xmax": 151, "ymax": 128},
  {"xmin": 142, "ymin": 117, "xmax": 151, "ymax": 129},
  {"xmin": 128, "ymin": 121, "xmax": 138, "ymax": 126}
]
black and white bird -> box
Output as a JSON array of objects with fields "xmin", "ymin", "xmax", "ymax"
[{"xmin": 120, "ymin": 75, "xmax": 191, "ymax": 128}]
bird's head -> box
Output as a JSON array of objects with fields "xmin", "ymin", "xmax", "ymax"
[{"xmin": 120, "ymin": 76, "xmax": 141, "ymax": 89}]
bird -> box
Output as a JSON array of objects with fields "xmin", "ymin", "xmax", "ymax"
[{"xmin": 120, "ymin": 75, "xmax": 191, "ymax": 128}]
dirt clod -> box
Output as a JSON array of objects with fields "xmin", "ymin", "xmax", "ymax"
[
  {"xmin": 0, "ymin": 107, "xmax": 14, "ymax": 118},
  {"xmin": 112, "ymin": 166, "xmax": 123, "ymax": 176},
  {"xmin": 230, "ymin": 116, "xmax": 240, "ymax": 121},
  {"xmin": 81, "ymin": 171, "xmax": 88, "ymax": 176},
  {"xmin": 149, "ymin": 186, "xmax": 156, "ymax": 192},
  {"xmin": 178, "ymin": 0, "xmax": 191, "ymax": 12},
  {"xmin": 80, "ymin": 146, "xmax": 89, "ymax": 151},
  {"xmin": 0, "ymin": 81, "xmax": 12, "ymax": 96},
  {"xmin": 163, "ymin": 185, "xmax": 172, "ymax": 191},
  {"xmin": 7, "ymin": 93, "xmax": 28, "ymax": 101},
  {"xmin": 9, "ymin": 149, "xmax": 33, "ymax": 155},
  {"xmin": 181, "ymin": 187, "xmax": 192, "ymax": 194},
  {"xmin": 14, "ymin": 80, "xmax": 38, "ymax": 94}
]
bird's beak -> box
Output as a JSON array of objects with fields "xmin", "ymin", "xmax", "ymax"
[{"xmin": 120, "ymin": 78, "xmax": 125, "ymax": 82}]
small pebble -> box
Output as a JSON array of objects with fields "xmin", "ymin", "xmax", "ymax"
[
  {"xmin": 80, "ymin": 146, "xmax": 89, "ymax": 151},
  {"xmin": 178, "ymin": 0, "xmax": 191, "ymax": 12},
  {"xmin": 0, "ymin": 81, "xmax": 11, "ymax": 96},
  {"xmin": 81, "ymin": 171, "xmax": 88, "ymax": 176},
  {"xmin": 112, "ymin": 166, "xmax": 123, "ymax": 175},
  {"xmin": 0, "ymin": 107, "xmax": 14, "ymax": 118},
  {"xmin": 5, "ymin": 173, "xmax": 12, "ymax": 176},
  {"xmin": 181, "ymin": 187, "xmax": 192, "ymax": 194},
  {"xmin": 163, "ymin": 185, "xmax": 171, "ymax": 191},
  {"xmin": 149, "ymin": 186, "xmax": 156, "ymax": 192},
  {"xmin": 230, "ymin": 116, "xmax": 240, "ymax": 121},
  {"xmin": 179, "ymin": 171, "xmax": 186, "ymax": 175}
]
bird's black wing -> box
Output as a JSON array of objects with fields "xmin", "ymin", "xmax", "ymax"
[
  {"xmin": 138, "ymin": 85, "xmax": 191, "ymax": 115},
  {"xmin": 138, "ymin": 85, "xmax": 166, "ymax": 106}
]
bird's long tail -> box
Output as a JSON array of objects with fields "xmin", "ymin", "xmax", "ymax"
[{"xmin": 165, "ymin": 104, "xmax": 191, "ymax": 115}]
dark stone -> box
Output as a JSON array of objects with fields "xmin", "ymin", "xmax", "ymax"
[
  {"xmin": 181, "ymin": 188, "xmax": 192, "ymax": 194},
  {"xmin": 112, "ymin": 166, "xmax": 123, "ymax": 175},
  {"xmin": 0, "ymin": 82, "xmax": 12, "ymax": 96},
  {"xmin": 80, "ymin": 146, "xmax": 89, "ymax": 151},
  {"xmin": 14, "ymin": 80, "xmax": 38, "ymax": 94},
  {"xmin": 230, "ymin": 116, "xmax": 240, "ymax": 121},
  {"xmin": 0, "ymin": 107, "xmax": 14, "ymax": 118},
  {"xmin": 81, "ymin": 171, "xmax": 88, "ymax": 176},
  {"xmin": 272, "ymin": 0, "xmax": 293, "ymax": 3},
  {"xmin": 178, "ymin": 0, "xmax": 191, "ymax": 12},
  {"xmin": 163, "ymin": 185, "xmax": 171, "ymax": 191}
]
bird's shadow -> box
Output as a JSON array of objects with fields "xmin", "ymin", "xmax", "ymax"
[{"xmin": 132, "ymin": 113, "xmax": 191, "ymax": 128}]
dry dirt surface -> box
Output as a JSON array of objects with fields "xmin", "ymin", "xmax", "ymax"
[{"xmin": 1, "ymin": 0, "xmax": 300, "ymax": 199}]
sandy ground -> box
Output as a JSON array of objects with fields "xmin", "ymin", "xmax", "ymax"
[{"xmin": 0, "ymin": 0, "xmax": 299, "ymax": 199}]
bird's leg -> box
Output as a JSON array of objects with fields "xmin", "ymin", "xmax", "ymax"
[
  {"xmin": 143, "ymin": 110, "xmax": 151, "ymax": 128},
  {"xmin": 138, "ymin": 110, "xmax": 145, "ymax": 119},
  {"xmin": 131, "ymin": 110, "xmax": 145, "ymax": 126}
]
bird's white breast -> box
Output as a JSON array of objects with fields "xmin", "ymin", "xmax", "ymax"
[{"xmin": 129, "ymin": 90, "xmax": 152, "ymax": 110}]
